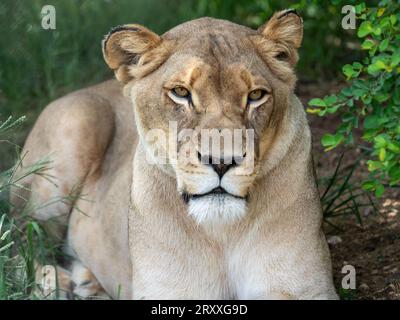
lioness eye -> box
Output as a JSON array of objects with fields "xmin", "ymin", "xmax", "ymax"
[
  {"xmin": 172, "ymin": 86, "xmax": 190, "ymax": 98},
  {"xmin": 248, "ymin": 89, "xmax": 265, "ymax": 102}
]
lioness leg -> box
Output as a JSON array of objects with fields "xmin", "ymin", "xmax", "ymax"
[
  {"xmin": 71, "ymin": 260, "xmax": 108, "ymax": 299},
  {"xmin": 34, "ymin": 261, "xmax": 107, "ymax": 299},
  {"xmin": 34, "ymin": 263, "xmax": 72, "ymax": 299}
]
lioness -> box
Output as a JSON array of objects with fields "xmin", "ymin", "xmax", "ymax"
[{"xmin": 12, "ymin": 10, "xmax": 338, "ymax": 299}]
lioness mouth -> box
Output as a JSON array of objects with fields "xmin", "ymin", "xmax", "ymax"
[{"xmin": 182, "ymin": 187, "xmax": 245, "ymax": 203}]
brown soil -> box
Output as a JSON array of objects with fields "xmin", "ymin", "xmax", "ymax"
[{"xmin": 298, "ymin": 81, "xmax": 400, "ymax": 300}]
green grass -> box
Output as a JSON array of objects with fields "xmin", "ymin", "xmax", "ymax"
[
  {"xmin": 0, "ymin": 117, "xmax": 47, "ymax": 299},
  {"xmin": 0, "ymin": 214, "xmax": 43, "ymax": 300},
  {"xmin": 0, "ymin": 0, "xmax": 189, "ymax": 114},
  {"xmin": 0, "ymin": 116, "xmax": 55, "ymax": 300},
  {"xmin": 319, "ymin": 152, "xmax": 376, "ymax": 230}
]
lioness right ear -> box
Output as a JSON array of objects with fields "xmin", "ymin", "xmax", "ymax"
[
  {"xmin": 102, "ymin": 24, "xmax": 168, "ymax": 83},
  {"xmin": 255, "ymin": 9, "xmax": 303, "ymax": 67}
]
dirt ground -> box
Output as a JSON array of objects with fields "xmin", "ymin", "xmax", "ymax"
[{"xmin": 298, "ymin": 81, "xmax": 400, "ymax": 300}]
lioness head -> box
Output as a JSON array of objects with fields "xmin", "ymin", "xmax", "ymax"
[{"xmin": 103, "ymin": 10, "xmax": 303, "ymax": 225}]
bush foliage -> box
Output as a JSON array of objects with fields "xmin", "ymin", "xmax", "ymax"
[{"xmin": 308, "ymin": 0, "xmax": 400, "ymax": 197}]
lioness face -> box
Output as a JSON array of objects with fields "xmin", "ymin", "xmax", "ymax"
[{"xmin": 103, "ymin": 11, "xmax": 303, "ymax": 224}]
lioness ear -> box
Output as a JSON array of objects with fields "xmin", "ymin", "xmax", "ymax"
[
  {"xmin": 256, "ymin": 9, "xmax": 303, "ymax": 67},
  {"xmin": 102, "ymin": 24, "xmax": 169, "ymax": 83}
]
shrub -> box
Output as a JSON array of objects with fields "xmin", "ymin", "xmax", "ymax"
[{"xmin": 308, "ymin": 0, "xmax": 400, "ymax": 197}]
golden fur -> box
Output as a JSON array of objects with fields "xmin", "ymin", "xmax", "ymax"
[{"xmin": 11, "ymin": 10, "xmax": 337, "ymax": 299}]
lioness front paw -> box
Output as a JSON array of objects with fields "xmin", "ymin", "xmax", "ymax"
[{"xmin": 71, "ymin": 261, "xmax": 108, "ymax": 299}]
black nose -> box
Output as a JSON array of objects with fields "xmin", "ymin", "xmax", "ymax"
[
  {"xmin": 197, "ymin": 152, "xmax": 239, "ymax": 178},
  {"xmin": 211, "ymin": 162, "xmax": 234, "ymax": 178}
]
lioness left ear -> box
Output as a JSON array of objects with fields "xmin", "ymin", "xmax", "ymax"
[
  {"xmin": 255, "ymin": 9, "xmax": 303, "ymax": 67},
  {"xmin": 102, "ymin": 24, "xmax": 170, "ymax": 83}
]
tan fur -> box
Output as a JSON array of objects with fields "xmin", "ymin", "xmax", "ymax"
[{"xmin": 12, "ymin": 11, "xmax": 337, "ymax": 299}]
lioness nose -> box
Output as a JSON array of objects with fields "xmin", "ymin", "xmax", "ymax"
[
  {"xmin": 211, "ymin": 162, "xmax": 234, "ymax": 178},
  {"xmin": 197, "ymin": 152, "xmax": 239, "ymax": 178}
]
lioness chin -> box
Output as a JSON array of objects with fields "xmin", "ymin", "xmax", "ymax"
[{"xmin": 11, "ymin": 10, "xmax": 338, "ymax": 299}]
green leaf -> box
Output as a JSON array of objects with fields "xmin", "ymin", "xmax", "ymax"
[
  {"xmin": 367, "ymin": 60, "xmax": 386, "ymax": 74},
  {"xmin": 306, "ymin": 107, "xmax": 322, "ymax": 114},
  {"xmin": 390, "ymin": 52, "xmax": 400, "ymax": 67},
  {"xmin": 343, "ymin": 64, "xmax": 358, "ymax": 78},
  {"xmin": 324, "ymin": 95, "xmax": 338, "ymax": 105},
  {"xmin": 373, "ymin": 27, "xmax": 382, "ymax": 36},
  {"xmin": 375, "ymin": 184, "xmax": 385, "ymax": 197},
  {"xmin": 374, "ymin": 93, "xmax": 390, "ymax": 102},
  {"xmin": 342, "ymin": 112, "xmax": 355, "ymax": 122},
  {"xmin": 355, "ymin": 3, "xmax": 366, "ymax": 15},
  {"xmin": 361, "ymin": 39, "xmax": 375, "ymax": 50},
  {"xmin": 367, "ymin": 160, "xmax": 381, "ymax": 171},
  {"xmin": 379, "ymin": 148, "xmax": 386, "ymax": 161},
  {"xmin": 374, "ymin": 134, "xmax": 388, "ymax": 148},
  {"xmin": 367, "ymin": 65, "xmax": 379, "ymax": 75},
  {"xmin": 377, "ymin": 7, "xmax": 385, "ymax": 18},
  {"xmin": 390, "ymin": 14, "xmax": 397, "ymax": 26},
  {"xmin": 352, "ymin": 62, "xmax": 363, "ymax": 70},
  {"xmin": 362, "ymin": 180, "xmax": 377, "ymax": 191},
  {"xmin": 326, "ymin": 104, "xmax": 341, "ymax": 114},
  {"xmin": 361, "ymin": 95, "xmax": 372, "ymax": 104},
  {"xmin": 387, "ymin": 142, "xmax": 400, "ymax": 153},
  {"xmin": 321, "ymin": 133, "xmax": 344, "ymax": 150},
  {"xmin": 358, "ymin": 21, "xmax": 373, "ymax": 37},
  {"xmin": 364, "ymin": 115, "xmax": 380, "ymax": 129},
  {"xmin": 394, "ymin": 88, "xmax": 400, "ymax": 105},
  {"xmin": 341, "ymin": 87, "xmax": 354, "ymax": 97},
  {"xmin": 389, "ymin": 166, "xmax": 400, "ymax": 183},
  {"xmin": 374, "ymin": 60, "xmax": 386, "ymax": 69},
  {"xmin": 379, "ymin": 39, "xmax": 389, "ymax": 52},
  {"xmin": 308, "ymin": 98, "xmax": 326, "ymax": 107},
  {"xmin": 379, "ymin": 17, "xmax": 392, "ymax": 30}
]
